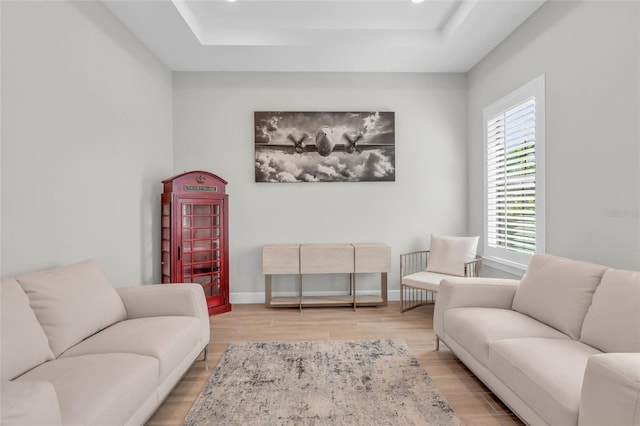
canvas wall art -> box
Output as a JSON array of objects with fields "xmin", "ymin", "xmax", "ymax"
[{"xmin": 255, "ymin": 111, "xmax": 395, "ymax": 183}]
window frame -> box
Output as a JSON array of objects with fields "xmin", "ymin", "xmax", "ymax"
[{"xmin": 482, "ymin": 74, "xmax": 546, "ymax": 273}]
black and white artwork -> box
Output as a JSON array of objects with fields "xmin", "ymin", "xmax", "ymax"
[{"xmin": 255, "ymin": 111, "xmax": 395, "ymax": 183}]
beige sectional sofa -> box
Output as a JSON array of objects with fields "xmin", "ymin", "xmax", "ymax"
[
  {"xmin": 434, "ymin": 253, "xmax": 640, "ymax": 426},
  {"xmin": 1, "ymin": 260, "xmax": 210, "ymax": 426}
]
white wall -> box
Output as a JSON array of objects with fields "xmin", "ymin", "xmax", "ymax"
[
  {"xmin": 173, "ymin": 72, "xmax": 468, "ymax": 301},
  {"xmin": 1, "ymin": 1, "xmax": 173, "ymax": 285},
  {"xmin": 6, "ymin": 0, "xmax": 633, "ymax": 300},
  {"xmin": 468, "ymin": 0, "xmax": 640, "ymax": 271}
]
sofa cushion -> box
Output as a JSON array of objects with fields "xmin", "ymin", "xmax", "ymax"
[
  {"xmin": 580, "ymin": 268, "xmax": 640, "ymax": 353},
  {"xmin": 0, "ymin": 380, "xmax": 62, "ymax": 426},
  {"xmin": 489, "ymin": 338, "xmax": 601, "ymax": 426},
  {"xmin": 426, "ymin": 235, "xmax": 479, "ymax": 277},
  {"xmin": 16, "ymin": 260, "xmax": 127, "ymax": 357},
  {"xmin": 16, "ymin": 353, "xmax": 158, "ymax": 426},
  {"xmin": 512, "ymin": 254, "xmax": 607, "ymax": 339},
  {"xmin": 443, "ymin": 307, "xmax": 570, "ymax": 367},
  {"xmin": 579, "ymin": 353, "xmax": 640, "ymax": 426},
  {"xmin": 60, "ymin": 316, "xmax": 203, "ymax": 382},
  {"xmin": 1, "ymin": 278, "xmax": 55, "ymax": 380}
]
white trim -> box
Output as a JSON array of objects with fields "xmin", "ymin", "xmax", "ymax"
[
  {"xmin": 231, "ymin": 290, "xmax": 401, "ymax": 304},
  {"xmin": 483, "ymin": 74, "xmax": 546, "ymax": 267}
]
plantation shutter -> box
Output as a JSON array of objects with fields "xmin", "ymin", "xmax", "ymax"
[{"xmin": 486, "ymin": 97, "xmax": 537, "ymax": 254}]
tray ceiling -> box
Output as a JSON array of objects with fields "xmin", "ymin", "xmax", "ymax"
[{"xmin": 102, "ymin": 0, "xmax": 546, "ymax": 72}]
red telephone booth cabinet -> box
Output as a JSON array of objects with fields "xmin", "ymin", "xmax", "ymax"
[{"xmin": 161, "ymin": 171, "xmax": 231, "ymax": 315}]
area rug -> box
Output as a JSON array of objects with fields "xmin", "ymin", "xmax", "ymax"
[{"xmin": 183, "ymin": 339, "xmax": 463, "ymax": 425}]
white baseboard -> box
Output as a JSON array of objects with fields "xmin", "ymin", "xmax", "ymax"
[{"xmin": 230, "ymin": 290, "xmax": 401, "ymax": 305}]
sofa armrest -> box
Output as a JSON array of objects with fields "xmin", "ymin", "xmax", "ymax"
[
  {"xmin": 117, "ymin": 283, "xmax": 207, "ymax": 319},
  {"xmin": 579, "ymin": 353, "xmax": 640, "ymax": 426},
  {"xmin": 434, "ymin": 277, "xmax": 520, "ymax": 339},
  {"xmin": 116, "ymin": 284, "xmax": 210, "ymax": 345},
  {"xmin": 1, "ymin": 381, "xmax": 62, "ymax": 426}
]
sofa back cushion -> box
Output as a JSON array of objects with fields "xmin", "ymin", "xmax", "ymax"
[
  {"xmin": 426, "ymin": 235, "xmax": 479, "ymax": 277},
  {"xmin": 512, "ymin": 254, "xmax": 607, "ymax": 339},
  {"xmin": 1, "ymin": 278, "xmax": 55, "ymax": 380},
  {"xmin": 580, "ymin": 268, "xmax": 640, "ymax": 352},
  {"xmin": 16, "ymin": 260, "xmax": 127, "ymax": 357}
]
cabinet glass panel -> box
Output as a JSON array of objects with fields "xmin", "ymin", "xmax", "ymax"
[
  {"xmin": 193, "ymin": 205, "xmax": 212, "ymax": 215},
  {"xmin": 194, "ymin": 216, "xmax": 213, "ymax": 227},
  {"xmin": 162, "ymin": 253, "xmax": 170, "ymax": 275},
  {"xmin": 194, "ymin": 275, "xmax": 212, "ymax": 285},
  {"xmin": 180, "ymin": 200, "xmax": 223, "ymax": 301},
  {"xmin": 161, "ymin": 201, "xmax": 171, "ymax": 285},
  {"xmin": 194, "ymin": 228, "xmax": 212, "ymax": 239}
]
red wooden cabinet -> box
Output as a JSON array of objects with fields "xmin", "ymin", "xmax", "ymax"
[{"xmin": 161, "ymin": 171, "xmax": 231, "ymax": 315}]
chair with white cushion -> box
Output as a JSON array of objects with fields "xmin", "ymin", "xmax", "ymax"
[{"xmin": 400, "ymin": 235, "xmax": 481, "ymax": 313}]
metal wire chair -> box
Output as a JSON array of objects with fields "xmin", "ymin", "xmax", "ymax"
[{"xmin": 399, "ymin": 250, "xmax": 482, "ymax": 312}]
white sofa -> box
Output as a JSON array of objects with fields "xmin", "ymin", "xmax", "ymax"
[
  {"xmin": 434, "ymin": 253, "xmax": 640, "ymax": 426},
  {"xmin": 1, "ymin": 260, "xmax": 210, "ymax": 426}
]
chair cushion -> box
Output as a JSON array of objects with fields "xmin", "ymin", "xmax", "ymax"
[
  {"xmin": 489, "ymin": 338, "xmax": 601, "ymax": 426},
  {"xmin": 59, "ymin": 316, "xmax": 203, "ymax": 382},
  {"xmin": 16, "ymin": 260, "xmax": 127, "ymax": 357},
  {"xmin": 426, "ymin": 235, "xmax": 479, "ymax": 277},
  {"xmin": 401, "ymin": 271, "xmax": 452, "ymax": 292},
  {"xmin": 512, "ymin": 254, "xmax": 607, "ymax": 339},
  {"xmin": 16, "ymin": 353, "xmax": 158, "ymax": 426},
  {"xmin": 443, "ymin": 307, "xmax": 570, "ymax": 367},
  {"xmin": 1, "ymin": 278, "xmax": 54, "ymax": 380},
  {"xmin": 580, "ymin": 268, "xmax": 640, "ymax": 352}
]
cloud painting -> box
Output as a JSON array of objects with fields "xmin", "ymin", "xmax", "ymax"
[{"xmin": 255, "ymin": 111, "xmax": 395, "ymax": 183}]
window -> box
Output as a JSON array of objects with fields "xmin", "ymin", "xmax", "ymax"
[{"xmin": 483, "ymin": 75, "xmax": 545, "ymax": 272}]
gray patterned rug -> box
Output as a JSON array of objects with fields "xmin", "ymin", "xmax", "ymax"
[{"xmin": 183, "ymin": 339, "xmax": 463, "ymax": 425}]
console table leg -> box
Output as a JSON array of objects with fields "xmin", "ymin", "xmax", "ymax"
[
  {"xmin": 298, "ymin": 274, "xmax": 303, "ymax": 313},
  {"xmin": 381, "ymin": 272, "xmax": 388, "ymax": 306},
  {"xmin": 352, "ymin": 273, "xmax": 357, "ymax": 311},
  {"xmin": 265, "ymin": 274, "xmax": 272, "ymax": 307}
]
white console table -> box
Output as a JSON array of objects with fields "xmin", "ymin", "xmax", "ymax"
[{"xmin": 263, "ymin": 243, "xmax": 391, "ymax": 310}]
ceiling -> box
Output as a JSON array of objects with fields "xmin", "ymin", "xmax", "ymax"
[{"xmin": 102, "ymin": 0, "xmax": 546, "ymax": 73}]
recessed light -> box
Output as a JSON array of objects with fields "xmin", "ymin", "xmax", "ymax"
[{"xmin": 411, "ymin": 0, "xmax": 425, "ymax": 3}]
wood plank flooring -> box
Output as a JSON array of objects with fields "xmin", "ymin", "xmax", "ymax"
[{"xmin": 146, "ymin": 302, "xmax": 523, "ymax": 426}]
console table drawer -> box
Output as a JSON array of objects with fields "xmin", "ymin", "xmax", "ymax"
[
  {"xmin": 300, "ymin": 243, "xmax": 354, "ymax": 274},
  {"xmin": 353, "ymin": 243, "xmax": 392, "ymax": 273},
  {"xmin": 263, "ymin": 244, "xmax": 300, "ymax": 274}
]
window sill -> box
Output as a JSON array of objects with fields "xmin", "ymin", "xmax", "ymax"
[{"xmin": 482, "ymin": 256, "xmax": 527, "ymax": 278}]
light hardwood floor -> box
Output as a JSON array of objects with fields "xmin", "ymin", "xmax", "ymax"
[{"xmin": 146, "ymin": 302, "xmax": 523, "ymax": 425}]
